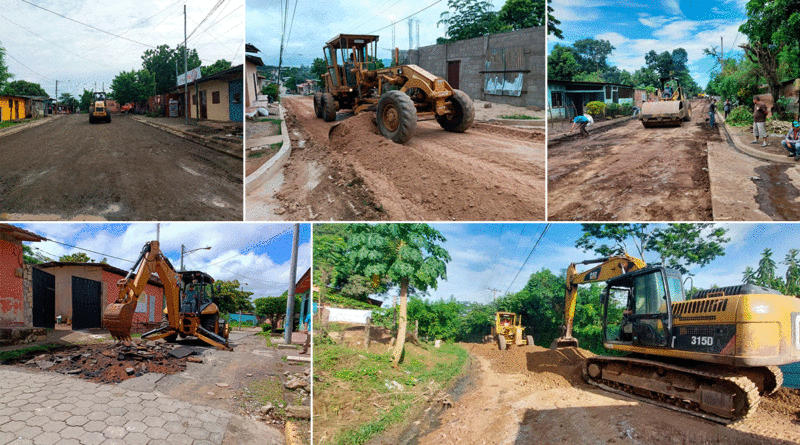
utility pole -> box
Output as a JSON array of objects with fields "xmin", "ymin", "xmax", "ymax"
[
  {"xmin": 284, "ymin": 224, "xmax": 300, "ymax": 345},
  {"xmin": 184, "ymin": 4, "xmax": 189, "ymax": 125},
  {"xmin": 55, "ymin": 80, "xmax": 58, "ymax": 114},
  {"xmin": 488, "ymin": 287, "xmax": 501, "ymax": 303},
  {"xmin": 720, "ymin": 36, "xmax": 724, "ymax": 72}
]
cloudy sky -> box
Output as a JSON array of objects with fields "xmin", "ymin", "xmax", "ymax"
[
  {"xmin": 18, "ymin": 223, "xmax": 310, "ymax": 300},
  {"xmin": 368, "ymin": 223, "xmax": 800, "ymax": 305},
  {"xmin": 1, "ymin": 0, "xmax": 244, "ymax": 98},
  {"xmin": 246, "ymin": 0, "xmax": 507, "ymax": 67},
  {"xmin": 549, "ymin": 0, "xmax": 749, "ymax": 88}
]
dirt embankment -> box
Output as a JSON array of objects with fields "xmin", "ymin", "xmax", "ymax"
[
  {"xmin": 259, "ymin": 96, "xmax": 545, "ymax": 221},
  {"xmin": 411, "ymin": 343, "xmax": 800, "ymax": 445}
]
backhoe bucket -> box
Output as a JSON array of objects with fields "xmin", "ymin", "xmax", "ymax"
[
  {"xmin": 550, "ymin": 336, "xmax": 579, "ymax": 350},
  {"xmin": 103, "ymin": 301, "xmax": 137, "ymax": 341}
]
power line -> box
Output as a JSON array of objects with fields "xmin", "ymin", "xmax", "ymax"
[
  {"xmin": 504, "ymin": 224, "xmax": 551, "ymax": 295},
  {"xmin": 366, "ymin": 0, "xmax": 444, "ymax": 35},
  {"xmin": 3, "ymin": 50, "xmax": 52, "ymax": 81},
  {"xmin": 205, "ymin": 228, "xmax": 293, "ymax": 267},
  {"xmin": 349, "ymin": 0, "xmax": 405, "ymax": 33},
  {"xmin": 187, "ymin": 0, "xmax": 227, "ymax": 41},
  {"xmin": 44, "ymin": 239, "xmax": 135, "ymax": 263}
]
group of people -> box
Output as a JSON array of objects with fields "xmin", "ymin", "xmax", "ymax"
[{"xmin": 707, "ymin": 98, "xmax": 733, "ymax": 128}]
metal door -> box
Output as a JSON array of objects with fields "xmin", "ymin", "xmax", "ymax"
[
  {"xmin": 32, "ymin": 268, "xmax": 55, "ymax": 329},
  {"xmin": 72, "ymin": 276, "xmax": 102, "ymax": 330},
  {"xmin": 200, "ymin": 91, "xmax": 207, "ymax": 119},
  {"xmin": 228, "ymin": 79, "xmax": 243, "ymax": 122},
  {"xmin": 447, "ymin": 61, "xmax": 460, "ymax": 90}
]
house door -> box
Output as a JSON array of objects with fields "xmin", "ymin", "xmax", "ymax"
[
  {"xmin": 447, "ymin": 61, "xmax": 460, "ymax": 90},
  {"xmin": 229, "ymin": 79, "xmax": 243, "ymax": 122},
  {"xmin": 32, "ymin": 268, "xmax": 55, "ymax": 329},
  {"xmin": 14, "ymin": 100, "xmax": 19, "ymax": 120},
  {"xmin": 72, "ymin": 276, "xmax": 102, "ymax": 330},
  {"xmin": 199, "ymin": 91, "xmax": 207, "ymax": 119}
]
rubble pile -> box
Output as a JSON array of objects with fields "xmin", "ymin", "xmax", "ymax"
[
  {"xmin": 250, "ymin": 369, "xmax": 312, "ymax": 426},
  {"xmin": 10, "ymin": 339, "xmax": 199, "ymax": 384}
]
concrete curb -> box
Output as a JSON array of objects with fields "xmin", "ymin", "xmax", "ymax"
[
  {"xmin": 245, "ymin": 104, "xmax": 292, "ymax": 187},
  {"xmin": 0, "ymin": 114, "xmax": 64, "ymax": 139},
  {"xmin": 719, "ymin": 118, "xmax": 797, "ymax": 165},
  {"xmin": 548, "ymin": 115, "xmax": 635, "ymax": 147},
  {"xmin": 130, "ymin": 115, "xmax": 243, "ymax": 159},
  {"xmin": 486, "ymin": 118, "xmax": 545, "ymax": 127}
]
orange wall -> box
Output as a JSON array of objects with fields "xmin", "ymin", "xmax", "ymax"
[
  {"xmin": 0, "ymin": 240, "xmax": 24, "ymax": 325},
  {"xmin": 102, "ymin": 271, "xmax": 164, "ymax": 324}
]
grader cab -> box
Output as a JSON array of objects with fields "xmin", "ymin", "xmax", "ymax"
[{"xmin": 491, "ymin": 312, "xmax": 534, "ymax": 350}]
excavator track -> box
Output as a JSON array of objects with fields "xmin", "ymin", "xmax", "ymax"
[{"xmin": 584, "ymin": 356, "xmax": 761, "ymax": 424}]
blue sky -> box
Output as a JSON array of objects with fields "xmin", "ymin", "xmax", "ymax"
[
  {"xmin": 372, "ymin": 223, "xmax": 800, "ymax": 305},
  {"xmin": 17, "ymin": 223, "xmax": 310, "ymax": 299},
  {"xmin": 549, "ymin": 0, "xmax": 750, "ymax": 88}
]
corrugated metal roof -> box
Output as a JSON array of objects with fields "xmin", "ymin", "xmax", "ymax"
[{"xmin": 0, "ymin": 224, "xmax": 46, "ymax": 242}]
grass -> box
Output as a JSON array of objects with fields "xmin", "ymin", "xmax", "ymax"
[
  {"xmin": 0, "ymin": 121, "xmax": 20, "ymax": 129},
  {"xmin": 315, "ymin": 340, "xmax": 469, "ymax": 445},
  {"xmin": 498, "ymin": 114, "xmax": 540, "ymax": 120},
  {"xmin": 256, "ymin": 117, "xmax": 282, "ymax": 126},
  {"xmin": 0, "ymin": 343, "xmax": 62, "ymax": 361},
  {"xmin": 246, "ymin": 377, "xmax": 288, "ymax": 418},
  {"xmin": 248, "ymin": 141, "xmax": 283, "ymax": 158}
]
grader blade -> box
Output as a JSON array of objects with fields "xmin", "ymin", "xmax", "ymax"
[{"xmin": 102, "ymin": 301, "xmax": 137, "ymax": 341}]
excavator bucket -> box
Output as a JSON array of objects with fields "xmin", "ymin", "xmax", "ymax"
[
  {"xmin": 550, "ymin": 336, "xmax": 579, "ymax": 350},
  {"xmin": 103, "ymin": 300, "xmax": 137, "ymax": 341}
]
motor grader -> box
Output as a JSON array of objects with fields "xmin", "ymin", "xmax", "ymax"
[
  {"xmin": 314, "ymin": 34, "xmax": 474, "ymax": 144},
  {"xmin": 102, "ymin": 241, "xmax": 231, "ymax": 350},
  {"xmin": 552, "ymin": 254, "xmax": 800, "ymax": 423},
  {"xmin": 492, "ymin": 312, "xmax": 534, "ymax": 350},
  {"xmin": 89, "ymin": 91, "xmax": 111, "ymax": 124},
  {"xmin": 639, "ymin": 76, "xmax": 691, "ymax": 127}
]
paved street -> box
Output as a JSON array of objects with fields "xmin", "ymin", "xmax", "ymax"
[
  {"xmin": 0, "ymin": 368, "xmax": 232, "ymax": 445},
  {"xmin": 0, "ymin": 114, "xmax": 242, "ymax": 221}
]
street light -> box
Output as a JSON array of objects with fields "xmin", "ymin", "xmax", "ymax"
[
  {"xmin": 180, "ymin": 244, "xmax": 211, "ymax": 271},
  {"xmin": 237, "ymin": 282, "xmax": 249, "ymax": 330}
]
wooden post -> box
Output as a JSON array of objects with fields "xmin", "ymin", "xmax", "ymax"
[
  {"xmin": 364, "ymin": 317, "xmax": 371, "ymax": 350},
  {"xmin": 414, "ymin": 320, "xmax": 419, "ymax": 339}
]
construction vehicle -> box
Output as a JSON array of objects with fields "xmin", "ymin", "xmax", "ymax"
[
  {"xmin": 102, "ymin": 241, "xmax": 231, "ymax": 350},
  {"xmin": 552, "ymin": 254, "xmax": 800, "ymax": 423},
  {"xmin": 314, "ymin": 34, "xmax": 474, "ymax": 144},
  {"xmin": 89, "ymin": 91, "xmax": 111, "ymax": 124},
  {"xmin": 639, "ymin": 77, "xmax": 691, "ymax": 127},
  {"xmin": 492, "ymin": 311, "xmax": 534, "ymax": 350}
]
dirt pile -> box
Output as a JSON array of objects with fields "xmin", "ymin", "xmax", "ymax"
[
  {"xmin": 7, "ymin": 340, "xmax": 194, "ymax": 383},
  {"xmin": 760, "ymin": 387, "xmax": 800, "ymax": 419},
  {"xmin": 465, "ymin": 343, "xmax": 591, "ymax": 389}
]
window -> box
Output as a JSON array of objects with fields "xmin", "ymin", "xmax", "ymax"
[
  {"xmin": 212, "ymin": 91, "xmax": 220, "ymax": 104},
  {"xmin": 634, "ymin": 272, "xmax": 667, "ymax": 314},
  {"xmin": 551, "ymin": 91, "xmax": 563, "ymax": 107}
]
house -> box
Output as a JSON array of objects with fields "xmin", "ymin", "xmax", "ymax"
[
  {"xmin": 175, "ymin": 64, "xmax": 243, "ymax": 122},
  {"xmin": 548, "ymin": 80, "xmax": 637, "ymax": 120},
  {"xmin": 245, "ymin": 44, "xmax": 266, "ymax": 108},
  {"xmin": 0, "ymin": 224, "xmax": 46, "ymax": 327},
  {"xmin": 36, "ymin": 262, "xmax": 165, "ymax": 331},
  {"xmin": 20, "ymin": 96, "xmax": 50, "ymax": 118},
  {"xmin": 757, "ymin": 78, "xmax": 800, "ymax": 117},
  {"xmin": 0, "ymin": 95, "xmax": 27, "ymax": 121},
  {"xmin": 297, "ymin": 80, "xmax": 317, "ymax": 95}
]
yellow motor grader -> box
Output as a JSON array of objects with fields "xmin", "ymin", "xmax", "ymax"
[
  {"xmin": 492, "ymin": 312, "xmax": 534, "ymax": 350},
  {"xmin": 314, "ymin": 34, "xmax": 474, "ymax": 144}
]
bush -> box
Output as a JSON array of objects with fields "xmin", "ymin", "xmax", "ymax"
[
  {"xmin": 606, "ymin": 102, "xmax": 620, "ymax": 117},
  {"xmin": 262, "ymin": 83, "xmax": 280, "ymax": 102},
  {"xmin": 585, "ymin": 101, "xmax": 606, "ymax": 116},
  {"xmin": 726, "ymin": 105, "xmax": 754, "ymax": 127},
  {"xmin": 619, "ymin": 103, "xmax": 633, "ymax": 116},
  {"xmin": 262, "ymin": 323, "xmax": 272, "ymax": 332}
]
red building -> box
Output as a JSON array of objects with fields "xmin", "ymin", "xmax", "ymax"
[{"xmin": 0, "ymin": 224, "xmax": 45, "ymax": 326}]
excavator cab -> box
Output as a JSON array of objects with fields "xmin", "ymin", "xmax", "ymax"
[{"xmin": 602, "ymin": 266, "xmax": 685, "ymax": 349}]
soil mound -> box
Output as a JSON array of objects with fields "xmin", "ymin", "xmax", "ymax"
[{"xmin": 761, "ymin": 387, "xmax": 800, "ymax": 419}]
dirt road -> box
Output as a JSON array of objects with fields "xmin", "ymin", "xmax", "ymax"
[
  {"xmin": 247, "ymin": 96, "xmax": 545, "ymax": 221},
  {"xmin": 0, "ymin": 114, "xmax": 242, "ymax": 220},
  {"xmin": 411, "ymin": 343, "xmax": 800, "ymax": 445},
  {"xmin": 548, "ymin": 100, "xmax": 713, "ymax": 221}
]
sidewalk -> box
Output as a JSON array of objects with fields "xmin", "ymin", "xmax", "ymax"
[
  {"xmin": 129, "ymin": 116, "xmax": 243, "ymax": 159},
  {"xmin": 0, "ymin": 115, "xmax": 64, "ymax": 139}
]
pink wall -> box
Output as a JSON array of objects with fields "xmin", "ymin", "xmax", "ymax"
[
  {"xmin": 102, "ymin": 271, "xmax": 164, "ymax": 324},
  {"xmin": 0, "ymin": 240, "xmax": 24, "ymax": 325}
]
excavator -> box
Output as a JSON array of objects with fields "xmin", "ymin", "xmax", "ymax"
[
  {"xmin": 552, "ymin": 254, "xmax": 800, "ymax": 423},
  {"xmin": 639, "ymin": 76, "xmax": 692, "ymax": 127},
  {"xmin": 102, "ymin": 241, "xmax": 231, "ymax": 350}
]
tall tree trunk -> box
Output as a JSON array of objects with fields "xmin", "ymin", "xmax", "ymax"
[
  {"xmin": 391, "ymin": 278, "xmax": 409, "ymax": 365},
  {"xmin": 741, "ymin": 42, "xmax": 783, "ymax": 114}
]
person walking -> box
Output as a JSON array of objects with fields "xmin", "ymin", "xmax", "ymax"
[
  {"xmin": 708, "ymin": 99, "xmax": 717, "ymax": 128},
  {"xmin": 751, "ymin": 96, "xmax": 769, "ymax": 146},
  {"xmin": 723, "ymin": 99, "xmax": 732, "ymax": 120},
  {"xmin": 570, "ymin": 114, "xmax": 591, "ymax": 138},
  {"xmin": 782, "ymin": 121, "xmax": 800, "ymax": 161}
]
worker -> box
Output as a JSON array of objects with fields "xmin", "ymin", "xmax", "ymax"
[
  {"xmin": 570, "ymin": 114, "xmax": 591, "ymax": 138},
  {"xmin": 663, "ymin": 85, "xmax": 673, "ymax": 99},
  {"xmin": 708, "ymin": 99, "xmax": 717, "ymax": 128},
  {"xmin": 782, "ymin": 121, "xmax": 800, "ymax": 161},
  {"xmin": 751, "ymin": 96, "xmax": 769, "ymax": 147},
  {"xmin": 723, "ymin": 99, "xmax": 732, "ymax": 120}
]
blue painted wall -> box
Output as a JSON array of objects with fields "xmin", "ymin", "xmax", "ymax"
[
  {"xmin": 229, "ymin": 313, "xmax": 258, "ymax": 323},
  {"xmin": 781, "ymin": 362, "xmax": 800, "ymax": 388}
]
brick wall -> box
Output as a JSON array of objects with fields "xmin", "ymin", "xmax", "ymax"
[
  {"xmin": 0, "ymin": 240, "xmax": 24, "ymax": 325},
  {"xmin": 102, "ymin": 271, "xmax": 164, "ymax": 324}
]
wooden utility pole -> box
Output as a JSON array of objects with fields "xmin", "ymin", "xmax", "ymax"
[
  {"xmin": 284, "ymin": 223, "xmax": 300, "ymax": 345},
  {"xmin": 184, "ymin": 5, "xmax": 189, "ymax": 125},
  {"xmin": 55, "ymin": 80, "xmax": 58, "ymax": 114}
]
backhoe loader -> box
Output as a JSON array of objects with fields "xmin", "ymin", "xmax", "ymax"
[
  {"xmin": 639, "ymin": 77, "xmax": 691, "ymax": 127},
  {"xmin": 552, "ymin": 254, "xmax": 800, "ymax": 423},
  {"xmin": 102, "ymin": 241, "xmax": 231, "ymax": 350},
  {"xmin": 314, "ymin": 34, "xmax": 474, "ymax": 144}
]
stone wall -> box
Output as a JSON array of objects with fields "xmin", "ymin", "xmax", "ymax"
[
  {"xmin": 22, "ymin": 264, "xmax": 33, "ymax": 327},
  {"xmin": 0, "ymin": 327, "xmax": 47, "ymax": 347}
]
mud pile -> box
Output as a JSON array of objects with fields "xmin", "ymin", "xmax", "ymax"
[
  {"xmin": 8, "ymin": 340, "xmax": 196, "ymax": 384},
  {"xmin": 466, "ymin": 342, "xmax": 592, "ymax": 389}
]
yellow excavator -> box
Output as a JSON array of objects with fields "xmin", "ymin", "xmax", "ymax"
[
  {"xmin": 102, "ymin": 241, "xmax": 231, "ymax": 350},
  {"xmin": 552, "ymin": 254, "xmax": 800, "ymax": 423},
  {"xmin": 639, "ymin": 76, "xmax": 691, "ymax": 127}
]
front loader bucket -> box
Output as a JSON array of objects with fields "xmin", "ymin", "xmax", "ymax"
[
  {"xmin": 102, "ymin": 301, "xmax": 137, "ymax": 341},
  {"xmin": 550, "ymin": 336, "xmax": 579, "ymax": 350}
]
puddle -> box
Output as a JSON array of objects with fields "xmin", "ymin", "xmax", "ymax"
[{"xmin": 752, "ymin": 164, "xmax": 800, "ymax": 220}]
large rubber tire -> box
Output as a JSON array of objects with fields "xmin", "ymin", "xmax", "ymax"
[
  {"xmin": 200, "ymin": 314, "xmax": 218, "ymax": 334},
  {"xmin": 436, "ymin": 89, "xmax": 474, "ymax": 133},
  {"xmin": 313, "ymin": 92, "xmax": 323, "ymax": 118},
  {"xmin": 106, "ymin": 115, "xmax": 111, "ymax": 123},
  {"xmin": 89, "ymin": 115, "xmax": 94, "ymax": 124},
  {"xmin": 526, "ymin": 335, "xmax": 534, "ymax": 347},
  {"xmin": 376, "ymin": 90, "xmax": 417, "ymax": 144},
  {"xmin": 321, "ymin": 93, "xmax": 337, "ymax": 122},
  {"xmin": 497, "ymin": 335, "xmax": 506, "ymax": 351}
]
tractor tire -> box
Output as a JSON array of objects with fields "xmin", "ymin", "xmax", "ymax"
[
  {"xmin": 526, "ymin": 335, "xmax": 534, "ymax": 347},
  {"xmin": 89, "ymin": 115, "xmax": 94, "ymax": 124},
  {"xmin": 376, "ymin": 90, "xmax": 417, "ymax": 144},
  {"xmin": 321, "ymin": 93, "xmax": 337, "ymax": 122},
  {"xmin": 436, "ymin": 89, "xmax": 474, "ymax": 133},
  {"xmin": 201, "ymin": 313, "xmax": 219, "ymax": 334},
  {"xmin": 313, "ymin": 92, "xmax": 323, "ymax": 118},
  {"xmin": 106, "ymin": 114, "xmax": 111, "ymax": 123},
  {"xmin": 497, "ymin": 335, "xmax": 506, "ymax": 351}
]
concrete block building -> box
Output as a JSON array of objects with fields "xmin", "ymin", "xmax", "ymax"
[
  {"xmin": 176, "ymin": 65, "xmax": 244, "ymax": 122},
  {"xmin": 0, "ymin": 225, "xmax": 45, "ymax": 326},
  {"xmin": 0, "ymin": 95, "xmax": 27, "ymax": 121}
]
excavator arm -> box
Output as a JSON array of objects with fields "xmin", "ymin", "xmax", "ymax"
[
  {"xmin": 552, "ymin": 254, "xmax": 647, "ymax": 349},
  {"xmin": 103, "ymin": 241, "xmax": 181, "ymax": 341}
]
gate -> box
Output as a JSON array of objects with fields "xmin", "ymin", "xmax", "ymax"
[
  {"xmin": 72, "ymin": 276, "xmax": 102, "ymax": 330},
  {"xmin": 32, "ymin": 268, "xmax": 55, "ymax": 329},
  {"xmin": 228, "ymin": 79, "xmax": 243, "ymax": 122},
  {"xmin": 447, "ymin": 61, "xmax": 460, "ymax": 91}
]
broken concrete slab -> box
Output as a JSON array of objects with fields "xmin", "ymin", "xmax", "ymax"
[
  {"xmin": 284, "ymin": 405, "xmax": 311, "ymax": 419},
  {"xmin": 286, "ymin": 356, "xmax": 311, "ymax": 363},
  {"xmin": 117, "ymin": 372, "xmax": 166, "ymax": 393}
]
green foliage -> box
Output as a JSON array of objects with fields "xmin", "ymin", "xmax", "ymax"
[
  {"xmin": 632, "ymin": 67, "xmax": 659, "ymax": 89},
  {"xmin": 324, "ymin": 293, "xmax": 378, "ymax": 309},
  {"xmin": 437, "ymin": 0, "xmax": 509, "ymax": 43},
  {"xmin": 310, "ymin": 58, "xmax": 327, "ymax": 83},
  {"xmin": 2, "ymin": 80, "xmax": 47, "ymax": 97},
  {"xmin": 546, "ymin": 0, "xmax": 562, "ymax": 39},
  {"xmin": 498, "ymin": 114, "xmax": 538, "ymax": 119},
  {"xmin": 498, "ymin": 0, "xmax": 544, "ymax": 30},
  {"xmin": 619, "ymin": 103, "xmax": 633, "ymax": 116},
  {"xmin": 585, "ymin": 101, "xmax": 606, "ymax": 116},
  {"xmin": 213, "ymin": 280, "xmax": 255, "ymax": 315},
  {"xmin": 547, "ymin": 44, "xmax": 579, "ymax": 81},
  {"xmin": 743, "ymin": 248, "xmax": 800, "ymax": 296},
  {"xmin": 606, "ymin": 102, "xmax": 620, "ymax": 117},
  {"xmin": 59, "ymin": 93, "xmax": 78, "ymax": 112},
  {"xmin": 23, "ymin": 245, "xmax": 49, "ymax": 264},
  {"xmin": 705, "ymin": 57, "xmax": 760, "ymax": 104},
  {"xmin": 59, "ymin": 252, "xmax": 93, "ymax": 263},
  {"xmin": 0, "ymin": 43, "xmax": 11, "ymax": 91},
  {"xmin": 726, "ymin": 105, "xmax": 754, "ymax": 127},
  {"xmin": 261, "ymin": 323, "xmax": 272, "ymax": 332},
  {"xmin": 201, "ymin": 59, "xmax": 232, "ymax": 77},
  {"xmin": 262, "ymin": 83, "xmax": 279, "ymax": 102},
  {"xmin": 111, "ymin": 69, "xmax": 155, "ymax": 105},
  {"xmin": 573, "ymin": 38, "xmax": 615, "ymax": 73},
  {"xmin": 253, "ymin": 295, "xmax": 299, "ymax": 327},
  {"xmin": 79, "ymin": 89, "xmax": 94, "ymax": 112},
  {"xmin": 142, "ymin": 44, "xmax": 201, "ymax": 94},
  {"xmin": 0, "ymin": 344, "xmax": 61, "ymax": 362}
]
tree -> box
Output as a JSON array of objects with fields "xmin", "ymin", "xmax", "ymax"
[
  {"xmin": 632, "ymin": 67, "xmax": 659, "ymax": 89},
  {"xmin": 438, "ymin": 0, "xmax": 509, "ymax": 43},
  {"xmin": 498, "ymin": 0, "xmax": 544, "ymax": 30},
  {"xmin": 59, "ymin": 252, "xmax": 93, "ymax": 262},
  {"xmin": 23, "ymin": 245, "xmax": 50, "ymax": 264},
  {"xmin": 3, "ymin": 80, "xmax": 47, "ymax": 97},
  {"xmin": 547, "ymin": 44, "xmax": 579, "ymax": 81},
  {"xmin": 201, "ymin": 59, "xmax": 232, "ymax": 77},
  {"xmin": 573, "ymin": 38, "xmax": 615, "ymax": 73},
  {"xmin": 80, "ymin": 89, "xmax": 94, "ymax": 112},
  {"xmin": 213, "ymin": 280, "xmax": 254, "ymax": 315},
  {"xmin": 111, "ymin": 69, "xmax": 155, "ymax": 105},
  {"xmin": 743, "ymin": 248, "xmax": 800, "ymax": 296},
  {"xmin": 575, "ymin": 223, "xmax": 730, "ymax": 275},
  {"xmin": 254, "ymin": 295, "xmax": 300, "ymax": 328},
  {"xmin": 347, "ymin": 224, "xmax": 450, "ymax": 365},
  {"xmin": 310, "ymin": 58, "xmax": 327, "ymax": 84},
  {"xmin": 141, "ymin": 44, "xmax": 201, "ymax": 95},
  {"xmin": 546, "ymin": 0, "xmax": 563, "ymax": 39},
  {"xmin": 0, "ymin": 43, "xmax": 11, "ymax": 91}
]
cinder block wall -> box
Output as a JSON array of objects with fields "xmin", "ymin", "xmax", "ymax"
[{"xmin": 408, "ymin": 27, "xmax": 545, "ymax": 109}]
